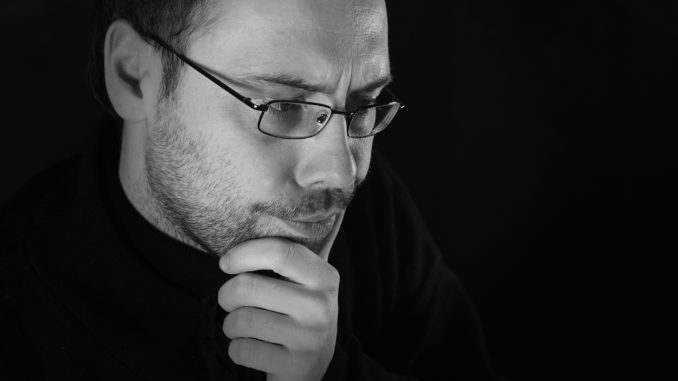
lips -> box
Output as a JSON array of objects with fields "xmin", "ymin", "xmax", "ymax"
[{"xmin": 277, "ymin": 214, "xmax": 338, "ymax": 240}]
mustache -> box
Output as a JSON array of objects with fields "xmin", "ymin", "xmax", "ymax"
[{"xmin": 251, "ymin": 185, "xmax": 358, "ymax": 220}]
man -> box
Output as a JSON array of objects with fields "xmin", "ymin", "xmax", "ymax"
[{"xmin": 0, "ymin": 0, "xmax": 499, "ymax": 380}]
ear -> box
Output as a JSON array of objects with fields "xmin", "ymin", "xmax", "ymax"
[{"xmin": 104, "ymin": 20, "xmax": 155, "ymax": 122}]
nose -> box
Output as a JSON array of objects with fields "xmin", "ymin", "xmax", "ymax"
[{"xmin": 293, "ymin": 113, "xmax": 358, "ymax": 190}]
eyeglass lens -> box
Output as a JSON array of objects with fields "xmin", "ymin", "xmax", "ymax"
[{"xmin": 259, "ymin": 102, "xmax": 400, "ymax": 138}]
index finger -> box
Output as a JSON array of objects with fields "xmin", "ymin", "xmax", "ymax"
[{"xmin": 219, "ymin": 238, "xmax": 338, "ymax": 288}]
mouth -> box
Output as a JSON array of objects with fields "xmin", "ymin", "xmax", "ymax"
[{"xmin": 276, "ymin": 214, "xmax": 339, "ymax": 240}]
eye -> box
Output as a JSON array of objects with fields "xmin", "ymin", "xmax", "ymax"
[{"xmin": 316, "ymin": 111, "xmax": 330, "ymax": 125}]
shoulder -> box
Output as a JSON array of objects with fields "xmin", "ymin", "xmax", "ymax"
[
  {"xmin": 0, "ymin": 159, "xmax": 87, "ymax": 377},
  {"xmin": 0, "ymin": 155, "xmax": 81, "ymax": 273},
  {"xmin": 0, "ymin": 118, "xmax": 113, "ymax": 257},
  {"xmin": 0, "ymin": 155, "xmax": 83, "ymax": 345}
]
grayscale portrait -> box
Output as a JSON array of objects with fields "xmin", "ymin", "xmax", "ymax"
[{"xmin": 1, "ymin": 1, "xmax": 674, "ymax": 380}]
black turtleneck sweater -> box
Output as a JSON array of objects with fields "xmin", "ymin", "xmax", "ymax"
[{"xmin": 0, "ymin": 120, "xmax": 499, "ymax": 380}]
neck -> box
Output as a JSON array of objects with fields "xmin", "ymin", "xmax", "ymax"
[{"xmin": 118, "ymin": 122, "xmax": 205, "ymax": 252}]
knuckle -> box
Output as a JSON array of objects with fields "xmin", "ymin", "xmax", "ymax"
[
  {"xmin": 311, "ymin": 332, "xmax": 329, "ymax": 352},
  {"xmin": 326, "ymin": 265, "xmax": 341, "ymax": 290},
  {"xmin": 297, "ymin": 324, "xmax": 323, "ymax": 351},
  {"xmin": 235, "ymin": 308, "xmax": 255, "ymax": 330},
  {"xmin": 229, "ymin": 339, "xmax": 251, "ymax": 365},
  {"xmin": 306, "ymin": 293, "xmax": 337, "ymax": 325},
  {"xmin": 223, "ymin": 308, "xmax": 252, "ymax": 338},
  {"xmin": 234, "ymin": 273, "xmax": 257, "ymax": 296},
  {"xmin": 256, "ymin": 312, "xmax": 272, "ymax": 332},
  {"xmin": 277, "ymin": 242, "xmax": 296, "ymax": 273},
  {"xmin": 320, "ymin": 293, "xmax": 338, "ymax": 323}
]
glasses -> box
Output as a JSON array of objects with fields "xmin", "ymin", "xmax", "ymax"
[{"xmin": 143, "ymin": 33, "xmax": 404, "ymax": 139}]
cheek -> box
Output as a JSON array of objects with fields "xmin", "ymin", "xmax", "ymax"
[
  {"xmin": 197, "ymin": 107, "xmax": 298, "ymax": 199},
  {"xmin": 200, "ymin": 128, "xmax": 287, "ymax": 200},
  {"xmin": 177, "ymin": 79, "xmax": 279, "ymax": 191}
]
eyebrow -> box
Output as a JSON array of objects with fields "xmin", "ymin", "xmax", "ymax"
[{"xmin": 237, "ymin": 72, "xmax": 393, "ymax": 95}]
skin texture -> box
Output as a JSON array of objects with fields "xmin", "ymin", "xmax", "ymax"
[{"xmin": 104, "ymin": 0, "xmax": 390, "ymax": 379}]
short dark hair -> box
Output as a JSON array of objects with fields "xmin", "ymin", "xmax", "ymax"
[{"xmin": 88, "ymin": 0, "xmax": 213, "ymax": 115}]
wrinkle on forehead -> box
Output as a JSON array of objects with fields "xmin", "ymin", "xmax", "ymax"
[
  {"xmin": 196, "ymin": 0, "xmax": 390, "ymax": 95},
  {"xmin": 207, "ymin": 0, "xmax": 388, "ymax": 52},
  {"xmin": 351, "ymin": 4, "xmax": 388, "ymax": 38},
  {"xmin": 307, "ymin": 0, "xmax": 388, "ymax": 56}
]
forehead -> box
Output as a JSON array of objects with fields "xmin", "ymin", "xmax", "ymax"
[{"xmin": 193, "ymin": 0, "xmax": 390, "ymax": 89}]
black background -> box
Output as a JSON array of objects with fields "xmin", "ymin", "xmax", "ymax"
[{"xmin": 1, "ymin": 1, "xmax": 676, "ymax": 380}]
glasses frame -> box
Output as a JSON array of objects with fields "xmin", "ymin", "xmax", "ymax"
[{"xmin": 143, "ymin": 33, "xmax": 405, "ymax": 139}]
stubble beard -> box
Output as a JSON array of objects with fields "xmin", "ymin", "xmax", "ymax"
[{"xmin": 144, "ymin": 98, "xmax": 359, "ymax": 257}]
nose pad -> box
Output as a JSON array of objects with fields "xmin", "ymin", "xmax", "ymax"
[{"xmin": 294, "ymin": 112, "xmax": 357, "ymax": 190}]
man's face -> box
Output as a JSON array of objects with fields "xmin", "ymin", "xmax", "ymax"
[{"xmin": 145, "ymin": 0, "xmax": 390, "ymax": 255}]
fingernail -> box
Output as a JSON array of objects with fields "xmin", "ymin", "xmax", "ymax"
[{"xmin": 219, "ymin": 253, "xmax": 230, "ymax": 272}]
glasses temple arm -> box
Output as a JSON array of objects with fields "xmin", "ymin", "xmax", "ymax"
[{"xmin": 143, "ymin": 34, "xmax": 266, "ymax": 111}]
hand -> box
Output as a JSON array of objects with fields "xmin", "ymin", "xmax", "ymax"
[{"xmin": 217, "ymin": 215, "xmax": 343, "ymax": 381}]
